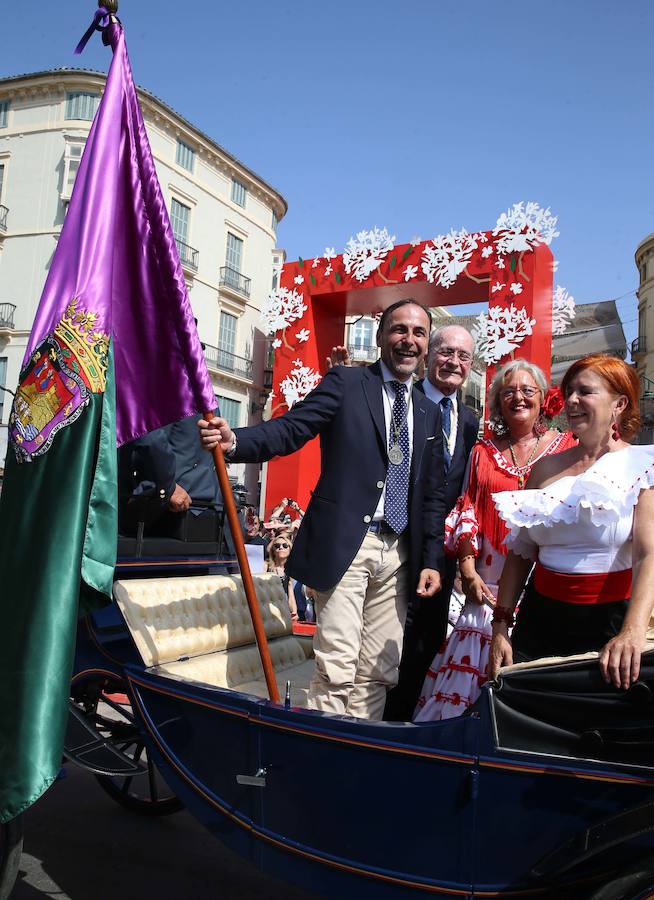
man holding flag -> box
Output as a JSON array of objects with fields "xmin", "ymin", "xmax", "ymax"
[{"xmin": 0, "ymin": 6, "xmax": 216, "ymax": 823}]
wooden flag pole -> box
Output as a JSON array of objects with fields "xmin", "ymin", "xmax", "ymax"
[{"xmin": 205, "ymin": 413, "xmax": 280, "ymax": 703}]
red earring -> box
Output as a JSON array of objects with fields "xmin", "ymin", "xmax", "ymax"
[{"xmin": 611, "ymin": 420, "xmax": 621, "ymax": 441}]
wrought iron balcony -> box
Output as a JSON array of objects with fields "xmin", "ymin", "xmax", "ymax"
[
  {"xmin": 0, "ymin": 205, "xmax": 7, "ymax": 232},
  {"xmin": 0, "ymin": 303, "xmax": 15, "ymax": 329},
  {"xmin": 175, "ymin": 237, "xmax": 199, "ymax": 272},
  {"xmin": 220, "ymin": 266, "xmax": 251, "ymax": 298},
  {"xmin": 348, "ymin": 344, "xmax": 379, "ymax": 362},
  {"xmin": 632, "ymin": 335, "xmax": 647, "ymax": 356},
  {"xmin": 204, "ymin": 343, "xmax": 253, "ymax": 380}
]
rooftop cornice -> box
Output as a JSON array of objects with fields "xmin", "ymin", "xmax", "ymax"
[{"xmin": 0, "ymin": 68, "xmax": 288, "ymax": 219}]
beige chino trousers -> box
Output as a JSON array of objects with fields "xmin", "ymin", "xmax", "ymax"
[{"xmin": 307, "ymin": 530, "xmax": 410, "ymax": 720}]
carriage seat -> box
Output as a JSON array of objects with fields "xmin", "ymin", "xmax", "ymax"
[{"xmin": 113, "ymin": 574, "xmax": 315, "ymax": 707}]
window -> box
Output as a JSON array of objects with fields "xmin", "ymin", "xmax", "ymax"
[
  {"xmin": 350, "ymin": 318, "xmax": 375, "ymax": 350},
  {"xmin": 271, "ymin": 270, "xmax": 278, "ymax": 291},
  {"xmin": 65, "ymin": 91, "xmax": 99, "ymax": 121},
  {"xmin": 61, "ymin": 142, "xmax": 84, "ymax": 200},
  {"xmin": 175, "ymin": 139, "xmax": 195, "ymax": 173},
  {"xmin": 0, "ymin": 164, "xmax": 4, "ymax": 204},
  {"xmin": 225, "ymin": 232, "xmax": 243, "ymax": 273},
  {"xmin": 271, "ymin": 210, "xmax": 278, "ymax": 232},
  {"xmin": 231, "ymin": 178, "xmax": 247, "ymax": 208},
  {"xmin": 216, "ymin": 395, "xmax": 241, "ymax": 429},
  {"xmin": 642, "ymin": 259, "xmax": 648, "ymax": 285},
  {"xmin": 218, "ymin": 311, "xmax": 237, "ymax": 369},
  {"xmin": 170, "ymin": 198, "xmax": 190, "ymax": 243},
  {"xmin": 0, "ymin": 357, "xmax": 6, "ymax": 422},
  {"xmin": 0, "ymin": 102, "xmax": 8, "ymax": 129}
]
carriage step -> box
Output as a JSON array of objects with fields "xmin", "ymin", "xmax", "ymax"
[{"xmin": 63, "ymin": 702, "xmax": 148, "ymax": 777}]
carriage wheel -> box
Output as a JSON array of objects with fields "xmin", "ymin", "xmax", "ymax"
[
  {"xmin": 72, "ymin": 675, "xmax": 183, "ymax": 817},
  {"xmin": 587, "ymin": 855, "xmax": 654, "ymax": 900},
  {"xmin": 0, "ymin": 815, "xmax": 23, "ymax": 900}
]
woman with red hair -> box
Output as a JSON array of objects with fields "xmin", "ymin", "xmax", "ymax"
[{"xmin": 489, "ymin": 354, "xmax": 654, "ymax": 689}]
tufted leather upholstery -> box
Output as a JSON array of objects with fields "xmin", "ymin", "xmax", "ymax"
[{"xmin": 113, "ymin": 573, "xmax": 314, "ymax": 705}]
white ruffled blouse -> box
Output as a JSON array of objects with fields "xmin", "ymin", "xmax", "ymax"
[{"xmin": 492, "ymin": 445, "xmax": 654, "ymax": 574}]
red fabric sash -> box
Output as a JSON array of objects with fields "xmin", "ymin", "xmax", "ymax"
[{"xmin": 534, "ymin": 563, "xmax": 632, "ymax": 605}]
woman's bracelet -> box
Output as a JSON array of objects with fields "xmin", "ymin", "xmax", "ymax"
[
  {"xmin": 492, "ymin": 605, "xmax": 515, "ymax": 627},
  {"xmin": 459, "ymin": 554, "xmax": 476, "ymax": 566}
]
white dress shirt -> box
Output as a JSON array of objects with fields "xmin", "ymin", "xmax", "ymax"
[
  {"xmin": 372, "ymin": 361, "xmax": 415, "ymax": 522},
  {"xmin": 422, "ymin": 379, "xmax": 458, "ymax": 462}
]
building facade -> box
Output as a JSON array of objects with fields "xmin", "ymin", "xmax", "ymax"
[
  {"xmin": 0, "ymin": 69, "xmax": 287, "ymax": 501},
  {"xmin": 634, "ymin": 233, "xmax": 654, "ymax": 442}
]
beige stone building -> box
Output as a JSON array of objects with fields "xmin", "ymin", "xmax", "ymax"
[{"xmin": 0, "ymin": 69, "xmax": 287, "ymax": 500}]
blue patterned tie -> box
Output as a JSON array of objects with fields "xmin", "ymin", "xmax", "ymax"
[
  {"xmin": 440, "ymin": 396, "xmax": 452, "ymax": 471},
  {"xmin": 384, "ymin": 381, "xmax": 410, "ymax": 534}
]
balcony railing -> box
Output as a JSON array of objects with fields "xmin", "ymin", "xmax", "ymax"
[
  {"xmin": 0, "ymin": 303, "xmax": 16, "ymax": 329},
  {"xmin": 348, "ymin": 344, "xmax": 379, "ymax": 362},
  {"xmin": 220, "ymin": 266, "xmax": 251, "ymax": 298},
  {"xmin": 175, "ymin": 237, "xmax": 199, "ymax": 272},
  {"xmin": 632, "ymin": 335, "xmax": 647, "ymax": 356},
  {"xmin": 0, "ymin": 205, "xmax": 7, "ymax": 232},
  {"xmin": 204, "ymin": 343, "xmax": 253, "ymax": 380}
]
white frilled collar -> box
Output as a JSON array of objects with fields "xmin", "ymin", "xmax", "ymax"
[{"xmin": 493, "ymin": 444, "xmax": 654, "ymax": 533}]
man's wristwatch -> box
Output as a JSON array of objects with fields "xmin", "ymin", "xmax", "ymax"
[{"xmin": 225, "ymin": 433, "xmax": 237, "ymax": 458}]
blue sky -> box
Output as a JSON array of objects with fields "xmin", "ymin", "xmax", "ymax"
[{"xmin": 3, "ymin": 0, "xmax": 653, "ymax": 347}]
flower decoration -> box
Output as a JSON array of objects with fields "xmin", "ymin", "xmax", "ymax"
[
  {"xmin": 410, "ymin": 236, "xmax": 422, "ymax": 247},
  {"xmin": 294, "ymin": 274, "xmax": 304, "ymax": 285},
  {"xmin": 481, "ymin": 246, "xmax": 493, "ymax": 259},
  {"xmin": 343, "ymin": 227, "xmax": 396, "ymax": 282},
  {"xmin": 324, "ymin": 264, "xmax": 333, "ymax": 277},
  {"xmin": 552, "ymin": 285, "xmax": 576, "ymax": 335},
  {"xmin": 312, "ymin": 257, "xmax": 321, "ymax": 268},
  {"xmin": 296, "ymin": 328, "xmax": 310, "ymax": 343},
  {"xmin": 279, "ymin": 359, "xmax": 322, "ymax": 409},
  {"xmin": 261, "ymin": 287, "xmax": 307, "ymax": 335},
  {"xmin": 403, "ymin": 264, "xmax": 418, "ymax": 281},
  {"xmin": 472, "ymin": 304, "xmax": 537, "ymax": 364},
  {"xmin": 541, "ymin": 385, "xmax": 564, "ymax": 419},
  {"xmin": 509, "ymin": 282, "xmax": 523, "ymax": 295},
  {"xmin": 324, "ymin": 247, "xmax": 337, "ymax": 260},
  {"xmin": 493, "ymin": 201, "xmax": 559, "ymax": 256},
  {"xmin": 491, "ymin": 281, "xmax": 503, "ymax": 293},
  {"xmin": 420, "ymin": 228, "xmax": 478, "ymax": 288},
  {"xmin": 271, "ymin": 338, "xmax": 282, "ymax": 349}
]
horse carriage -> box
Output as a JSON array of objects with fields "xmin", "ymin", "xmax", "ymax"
[{"xmin": 23, "ymin": 544, "xmax": 650, "ymax": 900}]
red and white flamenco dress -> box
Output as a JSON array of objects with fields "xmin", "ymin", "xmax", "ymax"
[{"xmin": 414, "ymin": 432, "xmax": 575, "ymax": 722}]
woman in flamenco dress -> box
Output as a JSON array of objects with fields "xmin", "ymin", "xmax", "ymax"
[{"xmin": 414, "ymin": 359, "xmax": 575, "ymax": 722}]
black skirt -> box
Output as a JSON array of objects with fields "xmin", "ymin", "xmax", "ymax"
[{"xmin": 511, "ymin": 580, "xmax": 628, "ymax": 663}]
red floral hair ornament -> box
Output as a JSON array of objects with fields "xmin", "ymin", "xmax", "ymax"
[{"xmin": 541, "ymin": 385, "xmax": 564, "ymax": 420}]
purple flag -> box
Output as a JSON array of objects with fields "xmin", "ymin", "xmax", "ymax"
[{"xmin": 27, "ymin": 18, "xmax": 216, "ymax": 445}]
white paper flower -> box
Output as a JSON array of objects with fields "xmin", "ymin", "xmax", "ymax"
[
  {"xmin": 312, "ymin": 257, "xmax": 321, "ymax": 268},
  {"xmin": 410, "ymin": 236, "xmax": 422, "ymax": 247},
  {"xmin": 324, "ymin": 264, "xmax": 333, "ymax": 277},
  {"xmin": 343, "ymin": 226, "xmax": 395, "ymax": 282},
  {"xmin": 296, "ymin": 328, "xmax": 310, "ymax": 343},
  {"xmin": 260, "ymin": 287, "xmax": 307, "ymax": 335},
  {"xmin": 279, "ymin": 360, "xmax": 322, "ymax": 408},
  {"xmin": 551, "ymin": 259, "xmax": 560, "ymax": 272},
  {"xmin": 495, "ymin": 257, "xmax": 506, "ymax": 269},
  {"xmin": 481, "ymin": 246, "xmax": 493, "ymax": 259},
  {"xmin": 509, "ymin": 282, "xmax": 523, "ymax": 295},
  {"xmin": 472, "ymin": 304, "xmax": 537, "ymax": 364},
  {"xmin": 477, "ymin": 233, "xmax": 489, "ymax": 243},
  {"xmin": 552, "ymin": 285, "xmax": 576, "ymax": 335},
  {"xmin": 493, "ymin": 201, "xmax": 559, "ymax": 256},
  {"xmin": 272, "ymin": 338, "xmax": 282, "ymax": 349},
  {"xmin": 294, "ymin": 274, "xmax": 304, "ymax": 285},
  {"xmin": 420, "ymin": 228, "xmax": 478, "ymax": 288},
  {"xmin": 324, "ymin": 247, "xmax": 337, "ymax": 260},
  {"xmin": 491, "ymin": 281, "xmax": 504, "ymax": 293},
  {"xmin": 403, "ymin": 264, "xmax": 419, "ymax": 281}
]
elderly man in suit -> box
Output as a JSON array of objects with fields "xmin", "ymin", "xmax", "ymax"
[
  {"xmin": 199, "ymin": 299, "xmax": 447, "ymax": 720},
  {"xmin": 384, "ymin": 323, "xmax": 479, "ymax": 720}
]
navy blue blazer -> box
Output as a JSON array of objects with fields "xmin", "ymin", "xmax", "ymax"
[{"xmin": 232, "ymin": 362, "xmax": 448, "ymax": 593}]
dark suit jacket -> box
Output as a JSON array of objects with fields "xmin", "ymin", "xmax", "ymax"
[
  {"xmin": 121, "ymin": 413, "xmax": 222, "ymax": 507},
  {"xmin": 414, "ymin": 382, "xmax": 479, "ymax": 513},
  {"xmin": 232, "ymin": 362, "xmax": 447, "ymax": 593}
]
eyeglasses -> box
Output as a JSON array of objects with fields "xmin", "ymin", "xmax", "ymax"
[
  {"xmin": 435, "ymin": 347, "xmax": 473, "ymax": 363},
  {"xmin": 500, "ymin": 386, "xmax": 540, "ymax": 400},
  {"xmin": 273, "ymin": 542, "xmax": 290, "ymax": 550}
]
